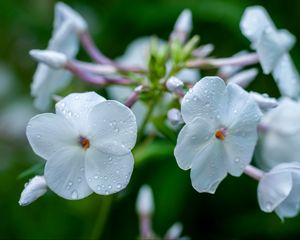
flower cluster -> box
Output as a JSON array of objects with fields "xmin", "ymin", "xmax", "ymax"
[{"xmin": 19, "ymin": 2, "xmax": 300, "ymax": 226}]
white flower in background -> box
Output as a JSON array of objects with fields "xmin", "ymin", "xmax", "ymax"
[
  {"xmin": 170, "ymin": 9, "xmax": 192, "ymax": 43},
  {"xmin": 175, "ymin": 77, "xmax": 262, "ymax": 193},
  {"xmin": 258, "ymin": 98, "xmax": 300, "ymax": 169},
  {"xmin": 19, "ymin": 176, "xmax": 47, "ymax": 206},
  {"xmin": 26, "ymin": 92, "xmax": 137, "ymax": 199},
  {"xmin": 257, "ymin": 162, "xmax": 300, "ymax": 220},
  {"xmin": 240, "ymin": 6, "xmax": 300, "ymax": 98},
  {"xmin": 31, "ymin": 2, "xmax": 87, "ymax": 111},
  {"xmin": 0, "ymin": 63, "xmax": 16, "ymax": 100}
]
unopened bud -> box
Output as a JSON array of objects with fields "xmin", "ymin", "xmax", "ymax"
[
  {"xmin": 167, "ymin": 108, "xmax": 183, "ymax": 126},
  {"xmin": 165, "ymin": 222, "xmax": 183, "ymax": 240},
  {"xmin": 166, "ymin": 76, "xmax": 184, "ymax": 93},
  {"xmin": 30, "ymin": 50, "xmax": 67, "ymax": 69},
  {"xmin": 56, "ymin": 2, "xmax": 88, "ymax": 33},
  {"xmin": 250, "ymin": 92, "xmax": 278, "ymax": 110},
  {"xmin": 193, "ymin": 44, "xmax": 214, "ymax": 58},
  {"xmin": 136, "ymin": 185, "xmax": 154, "ymax": 216},
  {"xmin": 227, "ymin": 68, "xmax": 258, "ymax": 88},
  {"xmin": 19, "ymin": 176, "xmax": 47, "ymax": 206}
]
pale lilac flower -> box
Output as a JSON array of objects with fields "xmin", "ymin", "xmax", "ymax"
[
  {"xmin": 259, "ymin": 98, "xmax": 300, "ymax": 169},
  {"xmin": 31, "ymin": 2, "xmax": 86, "ymax": 110},
  {"xmin": 171, "ymin": 9, "xmax": 192, "ymax": 43},
  {"xmin": 258, "ymin": 162, "xmax": 300, "ymax": 219},
  {"xmin": 30, "ymin": 50, "xmax": 68, "ymax": 69},
  {"xmin": 166, "ymin": 76, "xmax": 184, "ymax": 93},
  {"xmin": 26, "ymin": 92, "xmax": 137, "ymax": 199},
  {"xmin": 19, "ymin": 176, "xmax": 47, "ymax": 206},
  {"xmin": 240, "ymin": 6, "xmax": 300, "ymax": 98},
  {"xmin": 167, "ymin": 108, "xmax": 183, "ymax": 126},
  {"xmin": 249, "ymin": 92, "xmax": 278, "ymax": 111},
  {"xmin": 175, "ymin": 77, "xmax": 262, "ymax": 193}
]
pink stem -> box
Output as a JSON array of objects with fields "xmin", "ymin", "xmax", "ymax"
[{"xmin": 244, "ymin": 165, "xmax": 264, "ymax": 181}]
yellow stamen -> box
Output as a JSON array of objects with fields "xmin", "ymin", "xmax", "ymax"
[{"xmin": 79, "ymin": 137, "xmax": 90, "ymax": 150}]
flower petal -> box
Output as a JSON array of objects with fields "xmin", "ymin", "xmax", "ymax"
[
  {"xmin": 190, "ymin": 141, "xmax": 227, "ymax": 193},
  {"xmin": 31, "ymin": 65, "xmax": 72, "ymax": 111},
  {"xmin": 240, "ymin": 6, "xmax": 275, "ymax": 45},
  {"xmin": 85, "ymin": 147, "xmax": 134, "ymax": 195},
  {"xmin": 45, "ymin": 147, "xmax": 93, "ymax": 200},
  {"xmin": 223, "ymin": 83, "xmax": 262, "ymax": 129},
  {"xmin": 224, "ymin": 132, "xmax": 258, "ymax": 176},
  {"xmin": 258, "ymin": 171, "xmax": 292, "ymax": 213},
  {"xmin": 256, "ymin": 28, "xmax": 286, "ymax": 74},
  {"xmin": 26, "ymin": 113, "xmax": 78, "ymax": 160},
  {"xmin": 55, "ymin": 92, "xmax": 106, "ymax": 135},
  {"xmin": 88, "ymin": 100, "xmax": 137, "ymax": 155},
  {"xmin": 181, "ymin": 76, "xmax": 226, "ymax": 124},
  {"xmin": 272, "ymin": 54, "xmax": 300, "ymax": 98},
  {"xmin": 174, "ymin": 117, "xmax": 214, "ymax": 170}
]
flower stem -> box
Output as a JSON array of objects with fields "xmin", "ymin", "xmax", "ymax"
[
  {"xmin": 91, "ymin": 195, "xmax": 114, "ymax": 240},
  {"xmin": 243, "ymin": 165, "xmax": 264, "ymax": 181}
]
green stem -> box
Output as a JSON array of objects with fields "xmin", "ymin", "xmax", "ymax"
[{"xmin": 91, "ymin": 195, "xmax": 114, "ymax": 240}]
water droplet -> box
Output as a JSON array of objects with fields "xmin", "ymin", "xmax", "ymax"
[
  {"xmin": 61, "ymin": 102, "xmax": 65, "ymax": 108},
  {"xmin": 105, "ymin": 191, "xmax": 109, "ymax": 195},
  {"xmin": 74, "ymin": 96, "xmax": 79, "ymax": 100},
  {"xmin": 68, "ymin": 111, "xmax": 72, "ymax": 117},
  {"xmin": 104, "ymin": 176, "xmax": 108, "ymax": 180},
  {"xmin": 37, "ymin": 135, "xmax": 41, "ymax": 139},
  {"xmin": 68, "ymin": 181, "xmax": 73, "ymax": 186},
  {"xmin": 108, "ymin": 185, "xmax": 112, "ymax": 189},
  {"xmin": 77, "ymin": 177, "xmax": 82, "ymax": 183},
  {"xmin": 117, "ymin": 184, "xmax": 121, "ymax": 189},
  {"xmin": 116, "ymin": 170, "xmax": 120, "ymax": 174},
  {"xmin": 97, "ymin": 185, "xmax": 101, "ymax": 191},
  {"xmin": 193, "ymin": 96, "xmax": 198, "ymax": 101},
  {"xmin": 234, "ymin": 157, "xmax": 240, "ymax": 163},
  {"xmin": 71, "ymin": 190, "xmax": 78, "ymax": 200},
  {"xmin": 265, "ymin": 202, "xmax": 273, "ymax": 211},
  {"xmin": 88, "ymin": 178, "xmax": 92, "ymax": 182},
  {"xmin": 234, "ymin": 109, "xmax": 238, "ymax": 114},
  {"xmin": 114, "ymin": 128, "xmax": 119, "ymax": 133},
  {"xmin": 94, "ymin": 175, "xmax": 99, "ymax": 179},
  {"xmin": 205, "ymin": 103, "xmax": 210, "ymax": 107},
  {"xmin": 109, "ymin": 156, "xmax": 112, "ymax": 161}
]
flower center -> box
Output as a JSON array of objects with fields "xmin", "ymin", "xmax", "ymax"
[
  {"xmin": 79, "ymin": 136, "xmax": 90, "ymax": 150},
  {"xmin": 215, "ymin": 128, "xmax": 226, "ymax": 141}
]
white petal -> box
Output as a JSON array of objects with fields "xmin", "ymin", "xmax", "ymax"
[
  {"xmin": 55, "ymin": 92, "xmax": 106, "ymax": 135},
  {"xmin": 258, "ymin": 171, "xmax": 292, "ymax": 213},
  {"xmin": 223, "ymin": 83, "xmax": 262, "ymax": 128},
  {"xmin": 190, "ymin": 141, "xmax": 227, "ymax": 193},
  {"xmin": 55, "ymin": 2, "xmax": 87, "ymax": 33},
  {"xmin": 45, "ymin": 147, "xmax": 92, "ymax": 200},
  {"xmin": 85, "ymin": 147, "xmax": 134, "ymax": 195},
  {"xmin": 174, "ymin": 9, "xmax": 192, "ymax": 34},
  {"xmin": 240, "ymin": 6, "xmax": 275, "ymax": 44},
  {"xmin": 26, "ymin": 113, "xmax": 78, "ymax": 160},
  {"xmin": 174, "ymin": 117, "xmax": 214, "ymax": 170},
  {"xmin": 181, "ymin": 77, "xmax": 226, "ymax": 124},
  {"xmin": 136, "ymin": 185, "xmax": 154, "ymax": 215},
  {"xmin": 272, "ymin": 54, "xmax": 300, "ymax": 98},
  {"xmin": 88, "ymin": 100, "xmax": 137, "ymax": 155},
  {"xmin": 31, "ymin": 64, "xmax": 72, "ymax": 111},
  {"xmin": 176, "ymin": 68, "xmax": 200, "ymax": 84},
  {"xmin": 256, "ymin": 28, "xmax": 286, "ymax": 74},
  {"xmin": 224, "ymin": 132, "xmax": 258, "ymax": 176}
]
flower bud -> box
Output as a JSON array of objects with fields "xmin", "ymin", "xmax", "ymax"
[
  {"xmin": 166, "ymin": 76, "xmax": 184, "ymax": 93},
  {"xmin": 56, "ymin": 2, "xmax": 88, "ymax": 33},
  {"xmin": 167, "ymin": 108, "xmax": 183, "ymax": 126},
  {"xmin": 227, "ymin": 68, "xmax": 258, "ymax": 88},
  {"xmin": 250, "ymin": 92, "xmax": 278, "ymax": 110},
  {"xmin": 30, "ymin": 50, "xmax": 67, "ymax": 69},
  {"xmin": 136, "ymin": 185, "xmax": 154, "ymax": 216},
  {"xmin": 19, "ymin": 176, "xmax": 47, "ymax": 206},
  {"xmin": 165, "ymin": 222, "xmax": 183, "ymax": 240}
]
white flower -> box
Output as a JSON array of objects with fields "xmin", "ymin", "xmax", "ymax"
[
  {"xmin": 257, "ymin": 162, "xmax": 300, "ymax": 219},
  {"xmin": 136, "ymin": 185, "xmax": 154, "ymax": 216},
  {"xmin": 175, "ymin": 77, "xmax": 262, "ymax": 193},
  {"xmin": 240, "ymin": 6, "xmax": 300, "ymax": 98},
  {"xmin": 171, "ymin": 9, "xmax": 192, "ymax": 43},
  {"xmin": 19, "ymin": 176, "xmax": 47, "ymax": 206},
  {"xmin": 259, "ymin": 98, "xmax": 300, "ymax": 169},
  {"xmin": 31, "ymin": 2, "xmax": 85, "ymax": 111},
  {"xmin": 26, "ymin": 92, "xmax": 137, "ymax": 200}
]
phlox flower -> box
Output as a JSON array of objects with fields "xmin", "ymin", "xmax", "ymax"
[
  {"xmin": 31, "ymin": 2, "xmax": 87, "ymax": 110},
  {"xmin": 175, "ymin": 77, "xmax": 262, "ymax": 193},
  {"xmin": 26, "ymin": 92, "xmax": 137, "ymax": 199},
  {"xmin": 240, "ymin": 6, "xmax": 300, "ymax": 98},
  {"xmin": 258, "ymin": 98, "xmax": 300, "ymax": 169},
  {"xmin": 258, "ymin": 162, "xmax": 300, "ymax": 220}
]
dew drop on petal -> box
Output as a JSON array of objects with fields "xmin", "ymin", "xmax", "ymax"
[
  {"xmin": 117, "ymin": 184, "xmax": 121, "ymax": 189},
  {"xmin": 97, "ymin": 185, "xmax": 101, "ymax": 191},
  {"xmin": 265, "ymin": 202, "xmax": 273, "ymax": 212},
  {"xmin": 77, "ymin": 177, "xmax": 82, "ymax": 183},
  {"xmin": 71, "ymin": 190, "xmax": 78, "ymax": 200},
  {"xmin": 234, "ymin": 157, "xmax": 240, "ymax": 163}
]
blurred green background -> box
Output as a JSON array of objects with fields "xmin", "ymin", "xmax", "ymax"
[{"xmin": 1, "ymin": 0, "xmax": 300, "ymax": 239}]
